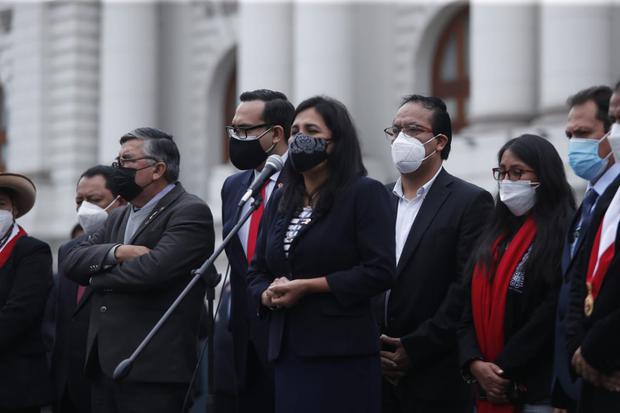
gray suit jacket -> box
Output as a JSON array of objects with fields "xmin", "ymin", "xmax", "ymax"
[{"xmin": 62, "ymin": 183, "xmax": 214, "ymax": 383}]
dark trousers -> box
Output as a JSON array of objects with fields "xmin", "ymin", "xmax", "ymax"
[
  {"xmin": 55, "ymin": 383, "xmax": 91, "ymax": 413},
  {"xmin": 578, "ymin": 382, "xmax": 620, "ymax": 413},
  {"xmin": 238, "ymin": 344, "xmax": 274, "ymax": 413},
  {"xmin": 213, "ymin": 393, "xmax": 237, "ymax": 413},
  {"xmin": 0, "ymin": 409, "xmax": 40, "ymax": 413},
  {"xmin": 91, "ymin": 368, "xmax": 189, "ymax": 413},
  {"xmin": 382, "ymin": 379, "xmax": 472, "ymax": 413}
]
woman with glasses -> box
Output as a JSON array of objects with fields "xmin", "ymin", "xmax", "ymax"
[
  {"xmin": 458, "ymin": 134, "xmax": 575, "ymax": 413},
  {"xmin": 247, "ymin": 95, "xmax": 395, "ymax": 413}
]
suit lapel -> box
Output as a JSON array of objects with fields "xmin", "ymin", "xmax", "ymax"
[
  {"xmin": 223, "ymin": 171, "xmax": 255, "ymax": 261},
  {"xmin": 114, "ymin": 206, "xmax": 131, "ymax": 243},
  {"xmin": 562, "ymin": 207, "xmax": 582, "ymax": 276},
  {"xmin": 396, "ymin": 169, "xmax": 452, "ymax": 276},
  {"xmin": 129, "ymin": 184, "xmax": 184, "ymax": 244}
]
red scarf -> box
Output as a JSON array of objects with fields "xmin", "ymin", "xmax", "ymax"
[
  {"xmin": 585, "ymin": 222, "xmax": 615, "ymax": 304},
  {"xmin": 583, "ymin": 186, "xmax": 620, "ymax": 314},
  {"xmin": 0, "ymin": 226, "xmax": 27, "ymax": 268},
  {"xmin": 471, "ymin": 217, "xmax": 537, "ymax": 413}
]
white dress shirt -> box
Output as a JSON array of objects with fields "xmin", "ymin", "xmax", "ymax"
[
  {"xmin": 393, "ymin": 166, "xmax": 443, "ymax": 264},
  {"xmin": 384, "ymin": 166, "xmax": 443, "ymax": 325},
  {"xmin": 588, "ymin": 162, "xmax": 620, "ymax": 205}
]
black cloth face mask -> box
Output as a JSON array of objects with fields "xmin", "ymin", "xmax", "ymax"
[
  {"xmin": 111, "ymin": 165, "xmax": 150, "ymax": 202},
  {"xmin": 229, "ymin": 137, "xmax": 275, "ymax": 170},
  {"xmin": 289, "ymin": 133, "xmax": 329, "ymax": 173}
]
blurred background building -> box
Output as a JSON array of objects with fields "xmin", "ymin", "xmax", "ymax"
[{"xmin": 0, "ymin": 0, "xmax": 619, "ymax": 251}]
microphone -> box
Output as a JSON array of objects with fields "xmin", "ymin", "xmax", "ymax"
[{"xmin": 238, "ymin": 154, "xmax": 284, "ymax": 207}]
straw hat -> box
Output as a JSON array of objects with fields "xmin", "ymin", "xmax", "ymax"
[{"xmin": 0, "ymin": 173, "xmax": 36, "ymax": 218}]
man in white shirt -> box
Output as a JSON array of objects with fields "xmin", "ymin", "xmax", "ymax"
[{"xmin": 379, "ymin": 94, "xmax": 493, "ymax": 413}]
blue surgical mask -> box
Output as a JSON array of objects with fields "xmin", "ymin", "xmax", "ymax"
[{"xmin": 568, "ymin": 136, "xmax": 610, "ymax": 182}]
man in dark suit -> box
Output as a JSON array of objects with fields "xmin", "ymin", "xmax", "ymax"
[
  {"xmin": 551, "ymin": 85, "xmax": 620, "ymax": 413},
  {"xmin": 219, "ymin": 89, "xmax": 294, "ymax": 413},
  {"xmin": 52, "ymin": 165, "xmax": 125, "ymax": 413},
  {"xmin": 562, "ymin": 81, "xmax": 620, "ymax": 412},
  {"xmin": 62, "ymin": 128, "xmax": 215, "ymax": 413},
  {"xmin": 378, "ymin": 94, "xmax": 493, "ymax": 413}
]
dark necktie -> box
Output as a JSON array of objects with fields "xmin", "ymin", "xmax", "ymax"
[{"xmin": 570, "ymin": 189, "xmax": 599, "ymax": 258}]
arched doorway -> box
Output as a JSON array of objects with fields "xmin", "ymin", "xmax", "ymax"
[{"xmin": 432, "ymin": 6, "xmax": 470, "ymax": 132}]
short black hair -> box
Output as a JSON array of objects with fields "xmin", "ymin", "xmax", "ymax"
[
  {"xmin": 239, "ymin": 89, "xmax": 295, "ymax": 138},
  {"xmin": 120, "ymin": 127, "xmax": 180, "ymax": 182},
  {"xmin": 400, "ymin": 94, "xmax": 452, "ymax": 159},
  {"xmin": 567, "ymin": 85, "xmax": 613, "ymax": 132},
  {"xmin": 79, "ymin": 165, "xmax": 120, "ymax": 197}
]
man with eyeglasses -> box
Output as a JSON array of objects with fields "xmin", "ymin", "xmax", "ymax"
[
  {"xmin": 62, "ymin": 127, "xmax": 215, "ymax": 413},
  {"xmin": 218, "ymin": 89, "xmax": 294, "ymax": 413},
  {"xmin": 552, "ymin": 85, "xmax": 620, "ymax": 413},
  {"xmin": 378, "ymin": 94, "xmax": 493, "ymax": 413}
]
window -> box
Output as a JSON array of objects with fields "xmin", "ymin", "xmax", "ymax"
[{"xmin": 432, "ymin": 7, "xmax": 470, "ymax": 132}]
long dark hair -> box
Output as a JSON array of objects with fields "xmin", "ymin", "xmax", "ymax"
[
  {"xmin": 279, "ymin": 96, "xmax": 367, "ymax": 214},
  {"xmin": 472, "ymin": 134, "xmax": 576, "ymax": 283}
]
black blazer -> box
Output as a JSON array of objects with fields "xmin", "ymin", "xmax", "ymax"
[
  {"xmin": 247, "ymin": 176, "xmax": 395, "ymax": 361},
  {"xmin": 458, "ymin": 230, "xmax": 564, "ymax": 404},
  {"xmin": 51, "ymin": 235, "xmax": 92, "ymax": 410},
  {"xmin": 221, "ymin": 170, "xmax": 272, "ymax": 389},
  {"xmin": 62, "ymin": 183, "xmax": 215, "ymax": 383},
  {"xmin": 552, "ymin": 175, "xmax": 620, "ymax": 408},
  {"xmin": 565, "ymin": 180, "xmax": 620, "ymax": 410},
  {"xmin": 0, "ymin": 235, "xmax": 53, "ymax": 408},
  {"xmin": 382, "ymin": 168, "xmax": 493, "ymax": 402}
]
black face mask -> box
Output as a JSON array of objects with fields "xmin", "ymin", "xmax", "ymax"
[
  {"xmin": 111, "ymin": 166, "xmax": 147, "ymax": 202},
  {"xmin": 229, "ymin": 138, "xmax": 275, "ymax": 170},
  {"xmin": 289, "ymin": 133, "xmax": 329, "ymax": 173}
]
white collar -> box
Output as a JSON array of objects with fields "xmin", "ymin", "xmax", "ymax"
[{"xmin": 393, "ymin": 166, "xmax": 443, "ymax": 202}]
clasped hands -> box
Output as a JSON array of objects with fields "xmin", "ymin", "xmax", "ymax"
[
  {"xmin": 380, "ymin": 335, "xmax": 411, "ymax": 386},
  {"xmin": 469, "ymin": 360, "xmax": 510, "ymax": 404},
  {"xmin": 572, "ymin": 347, "xmax": 620, "ymax": 392},
  {"xmin": 261, "ymin": 277, "xmax": 308, "ymax": 309}
]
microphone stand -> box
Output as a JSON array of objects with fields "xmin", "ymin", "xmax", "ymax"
[{"xmin": 113, "ymin": 194, "xmax": 265, "ymax": 408}]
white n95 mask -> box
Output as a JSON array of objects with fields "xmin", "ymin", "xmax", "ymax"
[
  {"xmin": 77, "ymin": 196, "xmax": 119, "ymax": 234},
  {"xmin": 391, "ymin": 132, "xmax": 437, "ymax": 174},
  {"xmin": 608, "ymin": 123, "xmax": 620, "ymax": 163}
]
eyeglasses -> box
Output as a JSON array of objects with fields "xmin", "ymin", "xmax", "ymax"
[
  {"xmin": 226, "ymin": 124, "xmax": 273, "ymax": 141},
  {"xmin": 492, "ymin": 167, "xmax": 536, "ymax": 181},
  {"xmin": 112, "ymin": 156, "xmax": 158, "ymax": 168},
  {"xmin": 383, "ymin": 124, "xmax": 433, "ymax": 143}
]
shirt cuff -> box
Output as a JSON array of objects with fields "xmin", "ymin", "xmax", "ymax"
[{"xmin": 104, "ymin": 244, "xmax": 122, "ymax": 268}]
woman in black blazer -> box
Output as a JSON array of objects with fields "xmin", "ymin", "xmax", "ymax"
[
  {"xmin": 458, "ymin": 135, "xmax": 575, "ymax": 413},
  {"xmin": 247, "ymin": 96, "xmax": 395, "ymax": 413},
  {"xmin": 0, "ymin": 173, "xmax": 53, "ymax": 413}
]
